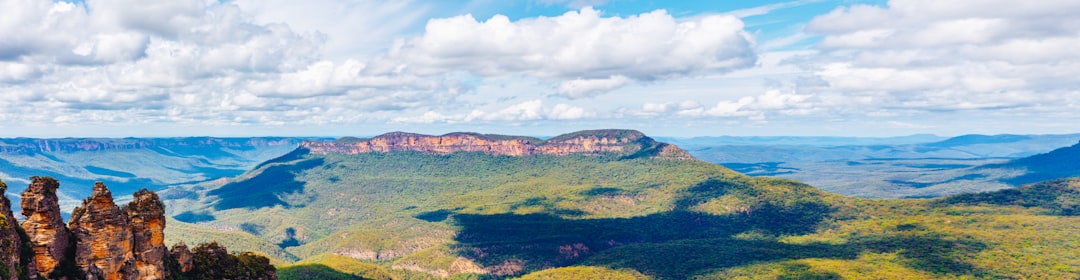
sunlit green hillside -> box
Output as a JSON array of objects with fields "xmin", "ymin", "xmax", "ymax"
[{"xmin": 162, "ymin": 136, "xmax": 1080, "ymax": 279}]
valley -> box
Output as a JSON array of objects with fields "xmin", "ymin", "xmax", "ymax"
[
  {"xmin": 0, "ymin": 137, "xmax": 313, "ymax": 214},
  {"xmin": 149, "ymin": 130, "xmax": 1080, "ymax": 279},
  {"xmin": 7, "ymin": 0, "xmax": 1077, "ymax": 279},
  {"xmin": 668, "ymin": 134, "xmax": 1080, "ymax": 198},
  {"xmin": 1, "ymin": 130, "xmax": 1077, "ymax": 279}
]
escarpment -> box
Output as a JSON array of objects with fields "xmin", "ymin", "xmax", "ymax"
[
  {"xmin": 0, "ymin": 177, "xmax": 274, "ymax": 280},
  {"xmin": 301, "ymin": 129, "xmax": 695, "ymax": 160}
]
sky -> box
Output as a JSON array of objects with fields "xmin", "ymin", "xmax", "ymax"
[{"xmin": 1, "ymin": 0, "xmax": 1079, "ymax": 138}]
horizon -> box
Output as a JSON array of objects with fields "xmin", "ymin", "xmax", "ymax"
[
  {"xmin": 1, "ymin": 129, "xmax": 1079, "ymax": 140},
  {"xmin": 3, "ymin": 1, "xmax": 1078, "ymax": 138}
]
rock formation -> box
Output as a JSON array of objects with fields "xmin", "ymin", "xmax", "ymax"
[
  {"xmin": 69, "ymin": 182, "xmax": 135, "ymax": 280},
  {"xmin": 4, "ymin": 177, "xmax": 274, "ymax": 279},
  {"xmin": 301, "ymin": 129, "xmax": 695, "ymax": 160},
  {"xmin": 0, "ymin": 179, "xmax": 35, "ymax": 280},
  {"xmin": 21, "ymin": 176, "xmax": 72, "ymax": 277},
  {"xmin": 125, "ymin": 190, "xmax": 167, "ymax": 280},
  {"xmin": 168, "ymin": 243, "xmax": 193, "ymax": 274}
]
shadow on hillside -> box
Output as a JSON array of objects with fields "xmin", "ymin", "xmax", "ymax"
[
  {"xmin": 937, "ymin": 178, "xmax": 1080, "ymax": 216},
  {"xmin": 448, "ymin": 191, "xmax": 991, "ymax": 279},
  {"xmin": 208, "ymin": 157, "xmax": 323, "ymax": 210},
  {"xmin": 277, "ymin": 264, "xmax": 364, "ymax": 280}
]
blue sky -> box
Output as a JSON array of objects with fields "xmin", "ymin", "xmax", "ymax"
[{"xmin": 1, "ymin": 0, "xmax": 1077, "ymax": 137}]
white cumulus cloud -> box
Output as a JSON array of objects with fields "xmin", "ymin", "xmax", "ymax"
[
  {"xmin": 556, "ymin": 75, "xmax": 631, "ymax": 99},
  {"xmin": 799, "ymin": 0, "xmax": 1080, "ymax": 115},
  {"xmin": 381, "ymin": 7, "xmax": 756, "ymax": 97}
]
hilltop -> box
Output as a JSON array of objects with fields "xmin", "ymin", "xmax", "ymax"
[
  {"xmin": 155, "ymin": 129, "xmax": 1079, "ymax": 279},
  {"xmin": 300, "ymin": 129, "xmax": 693, "ymax": 159}
]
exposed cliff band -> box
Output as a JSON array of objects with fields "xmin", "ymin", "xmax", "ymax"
[{"xmin": 301, "ymin": 129, "xmax": 695, "ymax": 160}]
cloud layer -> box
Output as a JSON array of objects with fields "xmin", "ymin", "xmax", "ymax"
[
  {"xmin": 800, "ymin": 0, "xmax": 1080, "ymax": 113},
  {"xmin": 1, "ymin": 0, "xmax": 1078, "ymax": 136},
  {"xmin": 383, "ymin": 7, "xmax": 756, "ymax": 98},
  {"xmin": 0, "ymin": 1, "xmax": 758, "ymax": 134}
]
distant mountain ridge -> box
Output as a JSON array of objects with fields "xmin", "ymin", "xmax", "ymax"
[
  {"xmin": 0, "ymin": 137, "xmax": 311, "ymax": 209},
  {"xmin": 301, "ymin": 129, "xmax": 694, "ymax": 160},
  {"xmin": 669, "ymin": 133, "xmax": 1080, "ymax": 198},
  {"xmin": 0, "ymin": 137, "xmax": 300, "ymax": 154},
  {"xmin": 983, "ymin": 140, "xmax": 1080, "ymax": 185}
]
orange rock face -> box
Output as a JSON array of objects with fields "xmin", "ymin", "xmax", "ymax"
[
  {"xmin": 5, "ymin": 178, "xmax": 258, "ymax": 279},
  {"xmin": 20, "ymin": 176, "xmax": 71, "ymax": 276},
  {"xmin": 126, "ymin": 189, "xmax": 168, "ymax": 280},
  {"xmin": 0, "ymin": 179, "xmax": 35, "ymax": 280},
  {"xmin": 69, "ymin": 182, "xmax": 136, "ymax": 280},
  {"xmin": 301, "ymin": 129, "xmax": 696, "ymax": 160},
  {"xmin": 304, "ymin": 132, "xmax": 539, "ymax": 156},
  {"xmin": 169, "ymin": 243, "xmax": 194, "ymax": 273}
]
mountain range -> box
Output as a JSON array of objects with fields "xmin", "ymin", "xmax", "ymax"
[
  {"xmin": 0, "ymin": 137, "xmax": 311, "ymax": 214},
  {"xmin": 674, "ymin": 133, "xmax": 1080, "ymax": 198},
  {"xmin": 0, "ymin": 130, "xmax": 1078, "ymax": 278},
  {"xmin": 153, "ymin": 129, "xmax": 1080, "ymax": 279}
]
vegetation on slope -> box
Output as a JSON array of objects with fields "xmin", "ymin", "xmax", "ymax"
[
  {"xmin": 939, "ymin": 178, "xmax": 1080, "ymax": 215},
  {"xmin": 278, "ymin": 254, "xmax": 393, "ymax": 280},
  {"xmin": 163, "ymin": 139, "xmax": 1080, "ymax": 279},
  {"xmin": 983, "ymin": 141, "xmax": 1080, "ymax": 185}
]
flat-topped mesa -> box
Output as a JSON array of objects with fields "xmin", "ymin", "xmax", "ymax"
[
  {"xmin": 304, "ymin": 132, "xmax": 541, "ymax": 156},
  {"xmin": 301, "ymin": 129, "xmax": 695, "ymax": 160}
]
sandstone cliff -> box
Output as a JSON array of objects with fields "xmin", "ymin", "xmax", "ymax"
[
  {"xmin": 167, "ymin": 243, "xmax": 192, "ymax": 274},
  {"xmin": 125, "ymin": 190, "xmax": 167, "ymax": 280},
  {"xmin": 21, "ymin": 176, "xmax": 72, "ymax": 277},
  {"xmin": 301, "ymin": 129, "xmax": 695, "ymax": 160},
  {"xmin": 0, "ymin": 179, "xmax": 35, "ymax": 280},
  {"xmin": 5, "ymin": 177, "xmax": 273, "ymax": 280},
  {"xmin": 69, "ymin": 183, "xmax": 136, "ymax": 280}
]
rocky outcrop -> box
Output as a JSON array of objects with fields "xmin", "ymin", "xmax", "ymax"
[
  {"xmin": 21, "ymin": 176, "xmax": 72, "ymax": 277},
  {"xmin": 168, "ymin": 243, "xmax": 193, "ymax": 274},
  {"xmin": 7, "ymin": 177, "xmax": 274, "ymax": 279},
  {"xmin": 0, "ymin": 179, "xmax": 35, "ymax": 280},
  {"xmin": 125, "ymin": 190, "xmax": 167, "ymax": 280},
  {"xmin": 69, "ymin": 182, "xmax": 135, "ymax": 280},
  {"xmin": 301, "ymin": 129, "xmax": 696, "ymax": 160}
]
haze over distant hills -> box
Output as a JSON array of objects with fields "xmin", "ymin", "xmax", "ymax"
[
  {"xmin": 0, "ymin": 137, "xmax": 312, "ymax": 212},
  {"xmin": 670, "ymin": 133, "xmax": 1080, "ymax": 198},
  {"xmin": 983, "ymin": 140, "xmax": 1080, "ymax": 185}
]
